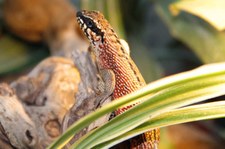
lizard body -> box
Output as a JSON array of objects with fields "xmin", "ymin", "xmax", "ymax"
[{"xmin": 76, "ymin": 10, "xmax": 159, "ymax": 149}]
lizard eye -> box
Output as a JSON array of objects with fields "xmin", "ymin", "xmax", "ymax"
[{"xmin": 86, "ymin": 20, "xmax": 94, "ymax": 28}]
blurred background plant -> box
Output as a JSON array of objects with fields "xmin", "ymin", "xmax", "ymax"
[{"xmin": 1, "ymin": 0, "xmax": 225, "ymax": 148}]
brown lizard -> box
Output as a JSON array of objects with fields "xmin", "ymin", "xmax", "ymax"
[{"xmin": 76, "ymin": 10, "xmax": 160, "ymax": 149}]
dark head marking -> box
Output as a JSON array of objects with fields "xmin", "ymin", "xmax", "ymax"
[{"xmin": 76, "ymin": 10, "xmax": 104, "ymax": 43}]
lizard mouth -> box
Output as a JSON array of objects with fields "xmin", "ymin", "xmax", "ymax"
[
  {"xmin": 76, "ymin": 14, "xmax": 84, "ymax": 30},
  {"xmin": 76, "ymin": 11, "xmax": 92, "ymax": 39},
  {"xmin": 76, "ymin": 12, "xmax": 88, "ymax": 39},
  {"xmin": 76, "ymin": 11, "xmax": 86, "ymax": 31}
]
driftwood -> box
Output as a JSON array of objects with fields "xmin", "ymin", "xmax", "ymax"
[
  {"xmin": 0, "ymin": 44, "xmax": 112, "ymax": 148},
  {"xmin": 0, "ymin": 57, "xmax": 80, "ymax": 148},
  {"xmin": 0, "ymin": 83, "xmax": 38, "ymax": 149}
]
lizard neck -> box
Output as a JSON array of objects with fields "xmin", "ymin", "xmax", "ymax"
[{"xmin": 94, "ymin": 36, "xmax": 146, "ymax": 99}]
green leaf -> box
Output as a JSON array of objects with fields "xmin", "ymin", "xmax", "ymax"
[
  {"xmin": 170, "ymin": 0, "xmax": 225, "ymax": 31},
  {"xmin": 72, "ymin": 75, "xmax": 225, "ymax": 148},
  {"xmin": 97, "ymin": 101, "xmax": 225, "ymax": 148},
  {"xmin": 155, "ymin": 0, "xmax": 225, "ymax": 63},
  {"xmin": 48, "ymin": 62, "xmax": 225, "ymax": 148}
]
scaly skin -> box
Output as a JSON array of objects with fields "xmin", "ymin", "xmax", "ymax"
[{"xmin": 76, "ymin": 10, "xmax": 159, "ymax": 149}]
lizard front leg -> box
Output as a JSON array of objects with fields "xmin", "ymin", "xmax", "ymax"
[
  {"xmin": 87, "ymin": 69, "xmax": 115, "ymax": 132},
  {"xmin": 95, "ymin": 69, "xmax": 115, "ymax": 107}
]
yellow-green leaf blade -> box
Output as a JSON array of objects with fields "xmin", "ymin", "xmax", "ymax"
[
  {"xmin": 97, "ymin": 101, "xmax": 225, "ymax": 148},
  {"xmin": 170, "ymin": 0, "xmax": 225, "ymax": 31}
]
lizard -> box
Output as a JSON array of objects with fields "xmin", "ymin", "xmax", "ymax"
[{"xmin": 76, "ymin": 10, "xmax": 160, "ymax": 149}]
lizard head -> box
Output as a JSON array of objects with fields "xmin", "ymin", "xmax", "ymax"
[
  {"xmin": 76, "ymin": 10, "xmax": 105, "ymax": 45},
  {"xmin": 77, "ymin": 10, "xmax": 115, "ymax": 46}
]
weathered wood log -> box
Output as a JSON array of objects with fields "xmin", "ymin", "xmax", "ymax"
[
  {"xmin": 11, "ymin": 57, "xmax": 80, "ymax": 148},
  {"xmin": 0, "ymin": 57, "xmax": 80, "ymax": 148},
  {"xmin": 0, "ymin": 44, "xmax": 112, "ymax": 149},
  {"xmin": 0, "ymin": 83, "xmax": 39, "ymax": 149}
]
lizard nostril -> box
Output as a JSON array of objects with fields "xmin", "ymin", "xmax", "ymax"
[{"xmin": 76, "ymin": 11, "xmax": 83, "ymax": 17}]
